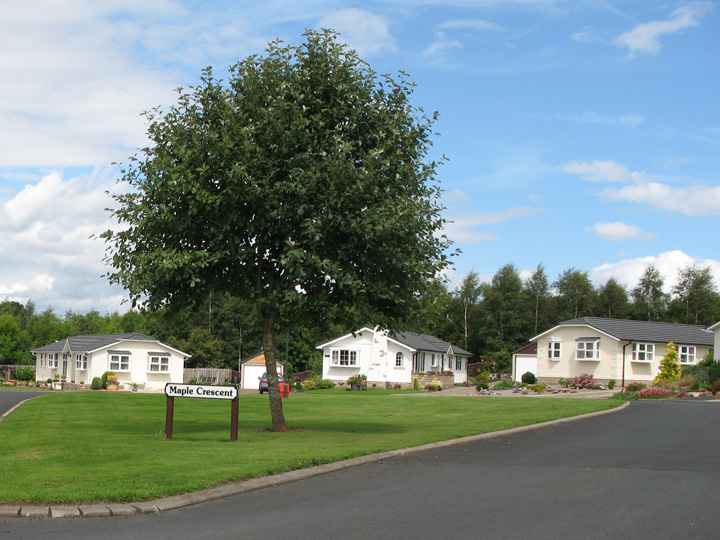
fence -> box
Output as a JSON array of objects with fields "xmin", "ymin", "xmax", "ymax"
[
  {"xmin": 183, "ymin": 368, "xmax": 240, "ymax": 385},
  {"xmin": 0, "ymin": 365, "xmax": 27, "ymax": 381}
]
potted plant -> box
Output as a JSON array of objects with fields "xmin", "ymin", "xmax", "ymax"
[{"xmin": 347, "ymin": 373, "xmax": 367, "ymax": 391}]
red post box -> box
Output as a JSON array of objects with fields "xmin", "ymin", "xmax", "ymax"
[{"xmin": 279, "ymin": 382, "xmax": 290, "ymax": 398}]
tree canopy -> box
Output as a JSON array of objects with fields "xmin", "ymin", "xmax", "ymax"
[{"xmin": 102, "ymin": 31, "xmax": 452, "ymax": 431}]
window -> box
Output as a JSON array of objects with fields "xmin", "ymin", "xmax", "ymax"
[
  {"xmin": 395, "ymin": 352, "xmax": 404, "ymax": 367},
  {"xmin": 548, "ymin": 341, "xmax": 561, "ymax": 361},
  {"xmin": 109, "ymin": 354, "xmax": 130, "ymax": 371},
  {"xmin": 455, "ymin": 357, "xmax": 463, "ymax": 370},
  {"xmin": 576, "ymin": 339, "xmax": 599, "ymax": 361},
  {"xmin": 679, "ymin": 346, "xmax": 696, "ymax": 364},
  {"xmin": 48, "ymin": 353, "xmax": 58, "ymax": 369},
  {"xmin": 148, "ymin": 355, "xmax": 169, "ymax": 372},
  {"xmin": 431, "ymin": 354, "xmax": 439, "ymax": 368},
  {"xmin": 632, "ymin": 343, "xmax": 654, "ymax": 362},
  {"xmin": 331, "ymin": 349, "xmax": 358, "ymax": 366},
  {"xmin": 75, "ymin": 354, "xmax": 87, "ymax": 370}
]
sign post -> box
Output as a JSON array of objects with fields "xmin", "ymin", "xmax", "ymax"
[{"xmin": 164, "ymin": 383, "xmax": 240, "ymax": 441}]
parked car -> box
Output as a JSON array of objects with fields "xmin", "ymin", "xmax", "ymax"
[{"xmin": 259, "ymin": 372, "xmax": 285, "ymax": 394}]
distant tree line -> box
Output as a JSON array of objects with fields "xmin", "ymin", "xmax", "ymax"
[{"xmin": 2, "ymin": 262, "xmax": 718, "ymax": 373}]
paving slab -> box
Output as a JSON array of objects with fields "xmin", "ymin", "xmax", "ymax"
[
  {"xmin": 107, "ymin": 504, "xmax": 138, "ymax": 516},
  {"xmin": 78, "ymin": 505, "xmax": 111, "ymax": 518},
  {"xmin": 50, "ymin": 506, "xmax": 81, "ymax": 518},
  {"xmin": 19, "ymin": 506, "xmax": 50, "ymax": 518}
]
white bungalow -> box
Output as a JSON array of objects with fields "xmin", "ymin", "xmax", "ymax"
[
  {"xmin": 317, "ymin": 326, "xmax": 471, "ymax": 387},
  {"xmin": 32, "ymin": 333, "xmax": 189, "ymax": 390},
  {"xmin": 526, "ymin": 317, "xmax": 714, "ymax": 385}
]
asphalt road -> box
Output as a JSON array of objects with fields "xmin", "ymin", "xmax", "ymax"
[
  {"xmin": 0, "ymin": 391, "xmax": 48, "ymax": 418},
  {"xmin": 2, "ymin": 400, "xmax": 719, "ymax": 540}
]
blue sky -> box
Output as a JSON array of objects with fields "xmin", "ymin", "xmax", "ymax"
[{"xmin": 1, "ymin": 0, "xmax": 718, "ymax": 314}]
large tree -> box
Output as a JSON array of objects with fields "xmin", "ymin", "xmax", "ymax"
[
  {"xmin": 631, "ymin": 264, "xmax": 668, "ymax": 321},
  {"xmin": 102, "ymin": 31, "xmax": 452, "ymax": 431},
  {"xmin": 670, "ymin": 264, "xmax": 719, "ymax": 325},
  {"xmin": 553, "ymin": 268, "xmax": 596, "ymax": 320}
]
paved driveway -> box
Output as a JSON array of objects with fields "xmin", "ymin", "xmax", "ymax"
[{"xmin": 2, "ymin": 400, "xmax": 719, "ymax": 540}]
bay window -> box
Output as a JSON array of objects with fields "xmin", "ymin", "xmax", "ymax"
[
  {"xmin": 109, "ymin": 351, "xmax": 130, "ymax": 371},
  {"xmin": 576, "ymin": 339, "xmax": 599, "ymax": 361},
  {"xmin": 679, "ymin": 346, "xmax": 696, "ymax": 364},
  {"xmin": 148, "ymin": 353, "xmax": 170, "ymax": 372},
  {"xmin": 632, "ymin": 343, "xmax": 654, "ymax": 362}
]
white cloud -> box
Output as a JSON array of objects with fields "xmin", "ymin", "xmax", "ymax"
[
  {"xmin": 602, "ymin": 182, "xmax": 720, "ymax": 216},
  {"xmin": 438, "ymin": 19, "xmax": 504, "ymax": 32},
  {"xmin": 560, "ymin": 111, "xmax": 645, "ymax": 128},
  {"xmin": 318, "ymin": 9, "xmax": 397, "ymax": 56},
  {"xmin": 587, "ymin": 222, "xmax": 655, "ymax": 242},
  {"xmin": 423, "ymin": 32, "xmax": 463, "ymax": 56},
  {"xmin": 561, "ymin": 160, "xmax": 647, "ymax": 183},
  {"xmin": 0, "ymin": 1, "xmax": 274, "ymax": 171},
  {"xmin": 0, "ymin": 169, "xmax": 127, "ymax": 313},
  {"xmin": 614, "ymin": 1, "xmax": 713, "ymax": 58},
  {"xmin": 443, "ymin": 207, "xmax": 542, "ymax": 244},
  {"xmin": 563, "ymin": 159, "xmax": 720, "ymax": 216},
  {"xmin": 590, "ymin": 250, "xmax": 720, "ymax": 294}
]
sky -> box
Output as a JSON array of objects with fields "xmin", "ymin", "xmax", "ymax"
[{"xmin": 1, "ymin": 0, "xmax": 719, "ymax": 315}]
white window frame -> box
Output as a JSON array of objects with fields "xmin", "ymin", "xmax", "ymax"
[
  {"xmin": 395, "ymin": 352, "xmax": 404, "ymax": 367},
  {"xmin": 632, "ymin": 343, "xmax": 655, "ymax": 363},
  {"xmin": 455, "ymin": 357, "xmax": 463, "ymax": 370},
  {"xmin": 576, "ymin": 340, "xmax": 599, "ymax": 361},
  {"xmin": 330, "ymin": 349, "xmax": 358, "ymax": 367},
  {"xmin": 109, "ymin": 354, "xmax": 130, "ymax": 372},
  {"xmin": 679, "ymin": 346, "xmax": 696, "ymax": 365},
  {"xmin": 48, "ymin": 353, "xmax": 58, "ymax": 369},
  {"xmin": 75, "ymin": 353, "xmax": 87, "ymax": 371},
  {"xmin": 548, "ymin": 340, "xmax": 562, "ymax": 361},
  {"xmin": 148, "ymin": 355, "xmax": 170, "ymax": 373}
]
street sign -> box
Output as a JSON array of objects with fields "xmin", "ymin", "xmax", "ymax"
[
  {"xmin": 165, "ymin": 383, "xmax": 238, "ymax": 400},
  {"xmin": 164, "ymin": 383, "xmax": 240, "ymax": 441}
]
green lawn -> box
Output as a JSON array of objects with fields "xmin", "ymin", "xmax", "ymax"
[{"xmin": 0, "ymin": 390, "xmax": 620, "ymax": 503}]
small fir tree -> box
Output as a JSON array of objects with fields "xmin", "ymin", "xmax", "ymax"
[{"xmin": 655, "ymin": 342, "xmax": 681, "ymax": 383}]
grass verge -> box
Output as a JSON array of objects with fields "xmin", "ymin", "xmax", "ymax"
[{"xmin": 0, "ymin": 390, "xmax": 620, "ymax": 503}]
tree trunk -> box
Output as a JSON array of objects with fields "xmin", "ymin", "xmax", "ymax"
[{"xmin": 261, "ymin": 313, "xmax": 287, "ymax": 432}]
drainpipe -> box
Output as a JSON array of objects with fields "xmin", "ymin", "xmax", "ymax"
[{"xmin": 622, "ymin": 342, "xmax": 632, "ymax": 389}]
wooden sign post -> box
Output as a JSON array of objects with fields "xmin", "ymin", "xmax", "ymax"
[{"xmin": 164, "ymin": 383, "xmax": 240, "ymax": 441}]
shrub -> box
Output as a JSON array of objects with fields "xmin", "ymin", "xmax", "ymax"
[
  {"xmin": 624, "ymin": 381, "xmax": 646, "ymax": 393},
  {"xmin": 101, "ymin": 371, "xmax": 115, "ymax": 389},
  {"xmin": 528, "ymin": 383, "xmax": 547, "ymax": 394},
  {"xmin": 476, "ymin": 382, "xmax": 489, "ymax": 391},
  {"xmin": 635, "ymin": 387, "xmax": 673, "ymax": 399},
  {"xmin": 493, "ymin": 379, "xmax": 515, "ymax": 391},
  {"xmin": 91, "ymin": 377, "xmax": 103, "ymax": 390},
  {"xmin": 558, "ymin": 377, "xmax": 572, "ymax": 388},
  {"xmin": 521, "ymin": 371, "xmax": 537, "ymax": 384},
  {"xmin": 610, "ymin": 391, "xmax": 638, "ymax": 401},
  {"xmin": 608, "ymin": 379, "xmax": 616, "ymax": 390},
  {"xmin": 14, "ymin": 366, "xmax": 35, "ymax": 382},
  {"xmin": 681, "ymin": 365, "xmax": 709, "ymax": 384},
  {"xmin": 413, "ymin": 378, "xmax": 419, "ymax": 391},
  {"xmin": 572, "ymin": 373, "xmax": 597, "ymax": 389},
  {"xmin": 302, "ymin": 379, "xmax": 318, "ymax": 391},
  {"xmin": 711, "ymin": 380, "xmax": 720, "ymax": 395},
  {"xmin": 654, "ymin": 342, "xmax": 681, "ymax": 383}
]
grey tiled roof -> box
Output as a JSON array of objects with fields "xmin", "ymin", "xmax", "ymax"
[
  {"xmin": 32, "ymin": 333, "xmax": 156, "ymax": 354},
  {"xmin": 391, "ymin": 331, "xmax": 472, "ymax": 357},
  {"xmin": 559, "ymin": 317, "xmax": 714, "ymax": 346}
]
